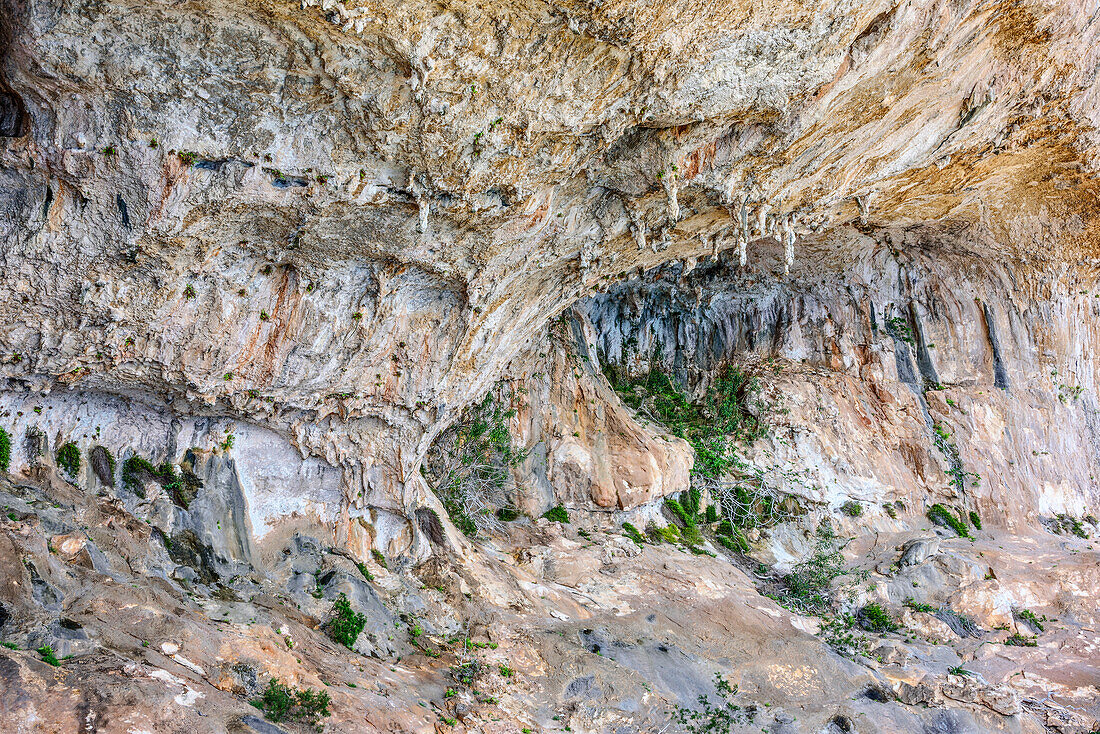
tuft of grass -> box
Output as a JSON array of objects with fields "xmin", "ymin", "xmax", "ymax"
[
  {"xmin": 948, "ymin": 666, "xmax": 971, "ymax": 676},
  {"xmin": 37, "ymin": 645, "xmax": 61, "ymax": 666},
  {"xmin": 55, "ymin": 442, "xmax": 81, "ymax": 478},
  {"xmin": 2, "ymin": 641, "xmax": 18, "ymax": 650},
  {"xmin": 326, "ymin": 593, "xmax": 366, "ymax": 649}
]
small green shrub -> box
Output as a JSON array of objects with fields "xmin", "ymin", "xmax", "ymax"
[
  {"xmin": 252, "ymin": 679, "xmax": 331, "ymax": 724},
  {"xmin": 622, "ymin": 522, "xmax": 646, "ymax": 546},
  {"xmin": 647, "ymin": 523, "xmax": 679, "ymax": 543},
  {"xmin": 1015, "ymin": 609, "xmax": 1045, "ymax": 632},
  {"xmin": 705, "ymin": 504, "xmax": 719, "ymax": 523},
  {"xmin": 542, "ymin": 505, "xmax": 569, "ymax": 523},
  {"xmin": 37, "ymin": 645, "xmax": 61, "ymax": 666},
  {"xmin": 1, "ymin": 641, "xmax": 18, "ymax": 650},
  {"xmin": 778, "ymin": 523, "xmax": 845, "ymax": 613},
  {"xmin": 1004, "ymin": 633, "xmax": 1037, "ymax": 647},
  {"xmin": 673, "ymin": 673, "xmax": 751, "ymax": 732},
  {"xmin": 326, "ymin": 593, "xmax": 366, "ymax": 649},
  {"xmin": 0, "ymin": 427, "xmax": 10, "ymax": 472},
  {"xmin": 56, "ymin": 442, "xmax": 81, "ymax": 478},
  {"xmin": 840, "ymin": 500, "xmax": 862, "ymax": 517},
  {"xmin": 857, "ymin": 602, "xmax": 899, "ymax": 633},
  {"xmin": 496, "ymin": 507, "xmax": 520, "ymax": 522},
  {"xmin": 969, "ymin": 511, "xmax": 982, "ymax": 530},
  {"xmin": 716, "ymin": 531, "xmax": 749, "ymax": 554},
  {"xmin": 664, "ymin": 497, "xmax": 693, "ymax": 527},
  {"xmin": 371, "ymin": 549, "xmax": 387, "ymax": 569},
  {"xmin": 927, "ymin": 504, "xmax": 970, "ymax": 537},
  {"xmin": 355, "ymin": 562, "xmax": 374, "ymax": 582},
  {"xmin": 498, "ymin": 664, "xmax": 513, "ymax": 677},
  {"xmin": 904, "ymin": 597, "xmax": 936, "ymax": 614}
]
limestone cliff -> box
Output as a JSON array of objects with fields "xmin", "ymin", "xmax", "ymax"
[{"xmin": 1, "ymin": 0, "xmax": 1100, "ymax": 732}]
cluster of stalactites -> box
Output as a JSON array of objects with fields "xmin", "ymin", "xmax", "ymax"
[{"xmin": 721, "ymin": 198, "xmax": 833, "ymax": 274}]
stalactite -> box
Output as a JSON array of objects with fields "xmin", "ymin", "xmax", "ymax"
[
  {"xmin": 662, "ymin": 168, "xmax": 680, "ymax": 223},
  {"xmin": 739, "ymin": 201, "xmax": 749, "ymax": 267},
  {"xmin": 783, "ymin": 214, "xmax": 795, "ymax": 274}
]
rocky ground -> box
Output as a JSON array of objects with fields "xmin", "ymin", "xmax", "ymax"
[{"xmin": 2, "ymin": 464, "xmax": 1097, "ymax": 733}]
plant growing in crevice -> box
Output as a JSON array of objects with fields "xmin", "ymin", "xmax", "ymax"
[
  {"xmin": 0, "ymin": 426, "xmax": 10, "ymax": 472},
  {"xmin": 56, "ymin": 442, "xmax": 81, "ymax": 478},
  {"xmin": 37, "ymin": 645, "xmax": 61, "ymax": 666},
  {"xmin": 673, "ymin": 673, "xmax": 754, "ymax": 732},
  {"xmin": 1015, "ymin": 608, "xmax": 1046, "ymax": 633},
  {"xmin": 856, "ymin": 602, "xmax": 899, "ymax": 633},
  {"xmin": 773, "ymin": 522, "xmax": 847, "ymax": 614},
  {"xmin": 542, "ymin": 505, "xmax": 569, "ymax": 523},
  {"xmin": 426, "ymin": 388, "xmax": 529, "ymax": 537},
  {"xmin": 927, "ymin": 504, "xmax": 970, "ymax": 538},
  {"xmin": 840, "ymin": 500, "xmax": 863, "ymax": 517},
  {"xmin": 326, "ymin": 593, "xmax": 366, "ymax": 649}
]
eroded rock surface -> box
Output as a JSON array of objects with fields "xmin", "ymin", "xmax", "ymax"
[{"xmin": 2, "ymin": 0, "xmax": 1100, "ymax": 731}]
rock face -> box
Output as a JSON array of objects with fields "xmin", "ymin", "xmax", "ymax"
[{"xmin": 2, "ymin": 0, "xmax": 1100, "ymax": 732}]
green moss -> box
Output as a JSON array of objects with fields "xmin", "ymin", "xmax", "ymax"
[
  {"xmin": 542, "ymin": 505, "xmax": 569, "ymax": 523},
  {"xmin": 55, "ymin": 442, "xmax": 81, "ymax": 478},
  {"xmin": 326, "ymin": 593, "xmax": 366, "ymax": 649},
  {"xmin": 0, "ymin": 427, "xmax": 10, "ymax": 472},
  {"xmin": 927, "ymin": 504, "xmax": 970, "ymax": 537}
]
